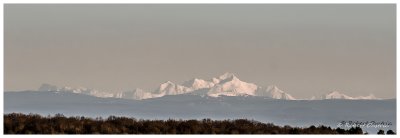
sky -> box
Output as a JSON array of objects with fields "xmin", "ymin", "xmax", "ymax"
[{"xmin": 4, "ymin": 4, "xmax": 396, "ymax": 99}]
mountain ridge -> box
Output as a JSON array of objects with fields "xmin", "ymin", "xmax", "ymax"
[{"xmin": 34, "ymin": 73, "xmax": 380, "ymax": 100}]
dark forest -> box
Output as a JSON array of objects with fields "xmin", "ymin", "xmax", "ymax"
[{"xmin": 3, "ymin": 113, "xmax": 383, "ymax": 134}]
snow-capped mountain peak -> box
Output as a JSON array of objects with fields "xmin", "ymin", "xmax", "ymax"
[
  {"xmin": 182, "ymin": 78, "xmax": 215, "ymax": 90},
  {"xmin": 207, "ymin": 74, "xmax": 258, "ymax": 97},
  {"xmin": 211, "ymin": 78, "xmax": 221, "ymax": 84},
  {"xmin": 210, "ymin": 72, "xmax": 238, "ymax": 84},
  {"xmin": 323, "ymin": 91, "xmax": 354, "ymax": 100},
  {"xmin": 355, "ymin": 93, "xmax": 380, "ymax": 100},
  {"xmin": 35, "ymin": 73, "xmax": 381, "ymax": 101},
  {"xmin": 217, "ymin": 72, "xmax": 238, "ymax": 81},
  {"xmin": 159, "ymin": 81, "xmax": 175, "ymax": 89},
  {"xmin": 156, "ymin": 81, "xmax": 189, "ymax": 95},
  {"xmin": 266, "ymin": 85, "xmax": 284, "ymax": 94},
  {"xmin": 255, "ymin": 85, "xmax": 296, "ymax": 100},
  {"xmin": 312, "ymin": 91, "xmax": 381, "ymax": 100}
]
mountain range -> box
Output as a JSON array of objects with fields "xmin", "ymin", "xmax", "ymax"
[
  {"xmin": 35, "ymin": 73, "xmax": 379, "ymax": 100},
  {"xmin": 4, "ymin": 73, "xmax": 394, "ymax": 133}
]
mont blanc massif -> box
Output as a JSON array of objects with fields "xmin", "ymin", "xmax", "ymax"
[{"xmin": 4, "ymin": 73, "xmax": 396, "ymax": 132}]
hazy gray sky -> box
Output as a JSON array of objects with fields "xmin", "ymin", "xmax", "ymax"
[{"xmin": 5, "ymin": 4, "xmax": 395, "ymax": 98}]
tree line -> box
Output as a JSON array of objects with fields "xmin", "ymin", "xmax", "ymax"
[{"xmin": 3, "ymin": 113, "xmax": 388, "ymax": 134}]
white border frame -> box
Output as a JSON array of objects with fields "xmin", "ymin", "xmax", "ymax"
[{"xmin": 0, "ymin": 1, "xmax": 398, "ymax": 137}]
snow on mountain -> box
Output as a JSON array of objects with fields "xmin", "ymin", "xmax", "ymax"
[
  {"xmin": 206, "ymin": 73, "xmax": 295, "ymax": 100},
  {"xmin": 118, "ymin": 79, "xmax": 212, "ymax": 100},
  {"xmin": 35, "ymin": 74, "xmax": 296, "ymax": 100},
  {"xmin": 211, "ymin": 78, "xmax": 221, "ymax": 84},
  {"xmin": 217, "ymin": 72, "xmax": 236, "ymax": 80},
  {"xmin": 355, "ymin": 94, "xmax": 380, "ymax": 100},
  {"xmin": 266, "ymin": 85, "xmax": 296, "ymax": 100},
  {"xmin": 320, "ymin": 91, "xmax": 382, "ymax": 100},
  {"xmin": 155, "ymin": 81, "xmax": 191, "ymax": 96},
  {"xmin": 182, "ymin": 78, "xmax": 215, "ymax": 90},
  {"xmin": 207, "ymin": 73, "xmax": 258, "ymax": 97},
  {"xmin": 210, "ymin": 72, "xmax": 237, "ymax": 84},
  {"xmin": 115, "ymin": 88, "xmax": 153, "ymax": 100},
  {"xmin": 119, "ymin": 80, "xmax": 198, "ymax": 100},
  {"xmin": 35, "ymin": 73, "xmax": 380, "ymax": 101},
  {"xmin": 37, "ymin": 84, "xmax": 114, "ymax": 98},
  {"xmin": 255, "ymin": 85, "xmax": 296, "ymax": 100},
  {"xmin": 322, "ymin": 91, "xmax": 355, "ymax": 100}
]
